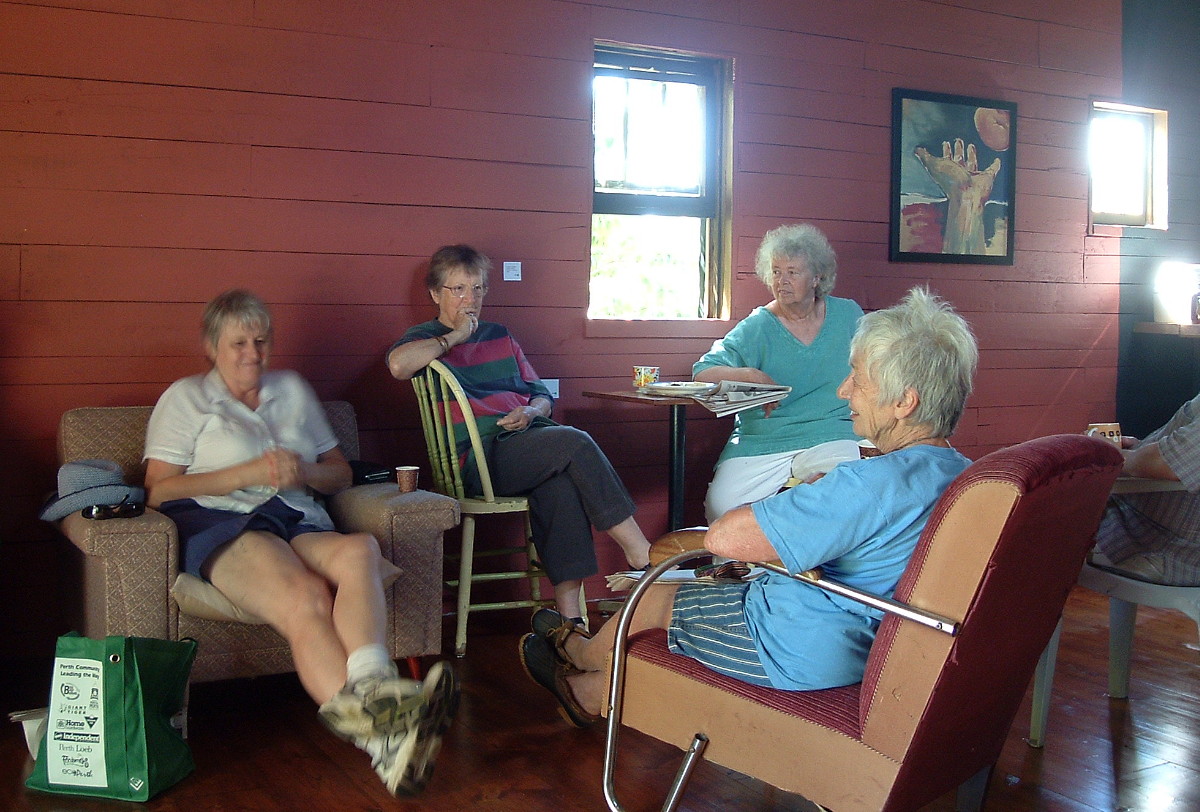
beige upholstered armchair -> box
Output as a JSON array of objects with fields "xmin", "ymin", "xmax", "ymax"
[{"xmin": 54, "ymin": 402, "xmax": 459, "ymax": 684}]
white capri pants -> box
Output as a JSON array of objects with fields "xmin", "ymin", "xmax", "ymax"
[{"xmin": 703, "ymin": 439, "xmax": 862, "ymax": 522}]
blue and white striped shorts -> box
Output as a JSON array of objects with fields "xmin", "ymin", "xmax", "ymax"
[{"xmin": 667, "ymin": 581, "xmax": 773, "ymax": 687}]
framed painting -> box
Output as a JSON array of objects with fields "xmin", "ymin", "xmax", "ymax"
[{"xmin": 889, "ymin": 88, "xmax": 1016, "ymax": 264}]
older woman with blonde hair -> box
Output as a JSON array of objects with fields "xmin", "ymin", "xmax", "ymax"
[
  {"xmin": 521, "ymin": 287, "xmax": 977, "ymax": 726},
  {"xmin": 695, "ymin": 223, "xmax": 865, "ymax": 521},
  {"xmin": 144, "ymin": 289, "xmax": 456, "ymax": 796}
]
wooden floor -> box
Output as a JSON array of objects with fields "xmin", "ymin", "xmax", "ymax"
[{"xmin": 3, "ymin": 586, "xmax": 1198, "ymax": 811}]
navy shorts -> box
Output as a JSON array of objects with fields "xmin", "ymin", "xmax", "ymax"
[{"xmin": 158, "ymin": 496, "xmax": 325, "ymax": 577}]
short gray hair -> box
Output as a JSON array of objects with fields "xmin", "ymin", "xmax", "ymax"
[
  {"xmin": 754, "ymin": 223, "xmax": 838, "ymax": 297},
  {"xmin": 425, "ymin": 244, "xmax": 492, "ymax": 291},
  {"xmin": 850, "ymin": 287, "xmax": 977, "ymax": 438},
  {"xmin": 202, "ymin": 289, "xmax": 272, "ymax": 350}
]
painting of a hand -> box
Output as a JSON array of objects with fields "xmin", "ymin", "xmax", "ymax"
[{"xmin": 914, "ymin": 138, "xmax": 1001, "ymax": 254}]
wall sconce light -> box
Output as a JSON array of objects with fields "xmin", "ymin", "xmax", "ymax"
[{"xmin": 1153, "ymin": 261, "xmax": 1200, "ymax": 324}]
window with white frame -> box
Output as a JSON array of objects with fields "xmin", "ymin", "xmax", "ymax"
[
  {"xmin": 590, "ymin": 44, "xmax": 730, "ymax": 320},
  {"xmin": 1089, "ymin": 100, "xmax": 1168, "ymax": 229}
]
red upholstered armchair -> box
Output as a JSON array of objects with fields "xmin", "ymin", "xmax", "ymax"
[{"xmin": 603, "ymin": 434, "xmax": 1124, "ymax": 812}]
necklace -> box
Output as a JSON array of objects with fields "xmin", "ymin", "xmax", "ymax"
[{"xmin": 780, "ymin": 296, "xmax": 823, "ymax": 324}]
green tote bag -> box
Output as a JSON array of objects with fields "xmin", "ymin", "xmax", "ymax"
[{"xmin": 26, "ymin": 633, "xmax": 198, "ymax": 801}]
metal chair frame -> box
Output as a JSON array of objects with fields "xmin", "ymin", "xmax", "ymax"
[{"xmin": 603, "ymin": 550, "xmax": 961, "ymax": 812}]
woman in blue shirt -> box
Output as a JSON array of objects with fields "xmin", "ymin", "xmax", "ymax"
[
  {"xmin": 520, "ymin": 287, "xmax": 978, "ymax": 725},
  {"xmin": 694, "ymin": 224, "xmax": 864, "ymax": 521}
]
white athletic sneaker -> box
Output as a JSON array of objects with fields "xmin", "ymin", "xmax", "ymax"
[
  {"xmin": 366, "ymin": 661, "xmax": 460, "ymax": 796},
  {"xmin": 318, "ymin": 674, "xmax": 423, "ymax": 741}
]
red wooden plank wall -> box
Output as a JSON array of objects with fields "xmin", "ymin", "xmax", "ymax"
[{"xmin": 0, "ymin": 0, "xmax": 1125, "ymax": 657}]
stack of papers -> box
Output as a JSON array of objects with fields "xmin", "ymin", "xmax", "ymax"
[
  {"xmin": 638, "ymin": 380, "xmax": 792, "ymax": 416},
  {"xmin": 605, "ymin": 564, "xmax": 766, "ymax": 592}
]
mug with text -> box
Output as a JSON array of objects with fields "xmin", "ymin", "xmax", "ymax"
[{"xmin": 1085, "ymin": 422, "xmax": 1122, "ymax": 447}]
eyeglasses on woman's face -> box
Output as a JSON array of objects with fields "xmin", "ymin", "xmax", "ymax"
[{"xmin": 441, "ymin": 283, "xmax": 488, "ymax": 299}]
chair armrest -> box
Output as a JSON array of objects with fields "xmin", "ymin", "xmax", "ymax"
[
  {"xmin": 328, "ymin": 485, "xmax": 460, "ymax": 658},
  {"xmin": 327, "ymin": 485, "xmax": 460, "ymax": 557},
  {"xmin": 649, "ymin": 527, "xmax": 709, "ymax": 566},
  {"xmin": 60, "ymin": 509, "xmax": 179, "ymax": 559},
  {"xmin": 58, "ymin": 509, "xmax": 180, "ymax": 640}
]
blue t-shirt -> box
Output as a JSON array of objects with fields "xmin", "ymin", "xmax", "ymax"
[
  {"xmin": 694, "ymin": 297, "xmax": 863, "ymax": 464},
  {"xmin": 744, "ymin": 444, "xmax": 971, "ymax": 690}
]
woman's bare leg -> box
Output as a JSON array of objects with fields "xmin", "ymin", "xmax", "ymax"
[
  {"xmin": 291, "ymin": 531, "xmax": 388, "ymax": 655},
  {"xmin": 606, "ymin": 516, "xmax": 652, "ymax": 569},
  {"xmin": 553, "ymin": 579, "xmax": 585, "ymax": 619},
  {"xmin": 563, "ymin": 583, "xmax": 679, "ymax": 714},
  {"xmin": 206, "ymin": 531, "xmax": 356, "ymax": 704}
]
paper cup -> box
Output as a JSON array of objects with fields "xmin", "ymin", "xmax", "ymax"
[
  {"xmin": 1085, "ymin": 422, "xmax": 1122, "ymax": 446},
  {"xmin": 633, "ymin": 365, "xmax": 660, "ymax": 388},
  {"xmin": 395, "ymin": 466, "xmax": 420, "ymax": 493}
]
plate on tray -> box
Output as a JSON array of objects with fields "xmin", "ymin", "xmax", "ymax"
[{"xmin": 638, "ymin": 381, "xmax": 716, "ymax": 396}]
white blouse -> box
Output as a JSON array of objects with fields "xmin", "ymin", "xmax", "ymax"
[{"xmin": 143, "ymin": 367, "xmax": 338, "ymax": 529}]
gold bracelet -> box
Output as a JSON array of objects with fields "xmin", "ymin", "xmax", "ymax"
[{"xmin": 434, "ymin": 335, "xmax": 450, "ymax": 355}]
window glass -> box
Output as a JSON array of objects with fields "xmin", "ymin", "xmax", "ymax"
[
  {"xmin": 594, "ymin": 76, "xmax": 705, "ymax": 196},
  {"xmin": 590, "ymin": 45, "xmax": 728, "ymax": 320},
  {"xmin": 589, "ymin": 214, "xmax": 704, "ymax": 319},
  {"xmin": 1089, "ymin": 102, "xmax": 1167, "ymax": 229}
]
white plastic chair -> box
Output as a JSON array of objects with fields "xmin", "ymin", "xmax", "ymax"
[{"xmin": 1028, "ymin": 561, "xmax": 1200, "ymax": 747}]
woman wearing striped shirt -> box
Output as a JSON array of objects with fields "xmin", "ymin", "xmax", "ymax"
[{"xmin": 387, "ymin": 244, "xmax": 652, "ymax": 626}]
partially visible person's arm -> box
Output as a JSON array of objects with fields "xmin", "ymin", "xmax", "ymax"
[
  {"xmin": 705, "ymin": 504, "xmax": 780, "ymax": 561},
  {"xmin": 1123, "ymin": 440, "xmax": 1179, "ymax": 481},
  {"xmin": 496, "ymin": 396, "xmax": 552, "ymax": 430},
  {"xmin": 303, "ymin": 446, "xmax": 353, "ymax": 495},
  {"xmin": 144, "ymin": 456, "xmax": 269, "ymax": 507},
  {"xmin": 145, "ymin": 445, "xmax": 352, "ymax": 508},
  {"xmin": 693, "ymin": 312, "xmax": 777, "ymax": 387},
  {"xmin": 387, "ymin": 336, "xmax": 452, "ymax": 380},
  {"xmin": 694, "ymin": 366, "xmax": 777, "ymax": 385},
  {"xmin": 387, "ymin": 312, "xmax": 477, "ymax": 381}
]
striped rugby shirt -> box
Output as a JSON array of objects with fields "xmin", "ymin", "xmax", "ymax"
[{"xmin": 392, "ymin": 320, "xmax": 554, "ymax": 468}]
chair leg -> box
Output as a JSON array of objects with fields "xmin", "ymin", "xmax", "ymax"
[
  {"xmin": 525, "ymin": 513, "xmax": 542, "ymax": 604},
  {"xmin": 954, "ymin": 765, "xmax": 992, "ymax": 812},
  {"xmin": 1108, "ymin": 597, "xmax": 1138, "ymax": 698},
  {"xmin": 1026, "ymin": 616, "xmax": 1062, "ymax": 748},
  {"xmin": 405, "ymin": 657, "xmax": 422, "ymax": 680},
  {"xmin": 455, "ymin": 516, "xmax": 477, "ymax": 658},
  {"xmin": 603, "ymin": 550, "xmax": 713, "ymax": 812}
]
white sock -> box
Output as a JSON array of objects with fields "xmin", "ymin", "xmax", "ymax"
[{"xmin": 345, "ymin": 644, "xmax": 397, "ymax": 690}]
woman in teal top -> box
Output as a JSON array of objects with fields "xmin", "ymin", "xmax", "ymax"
[{"xmin": 695, "ymin": 224, "xmax": 864, "ymax": 521}]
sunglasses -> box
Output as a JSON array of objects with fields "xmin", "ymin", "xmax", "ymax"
[{"xmin": 82, "ymin": 495, "xmax": 145, "ymax": 520}]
